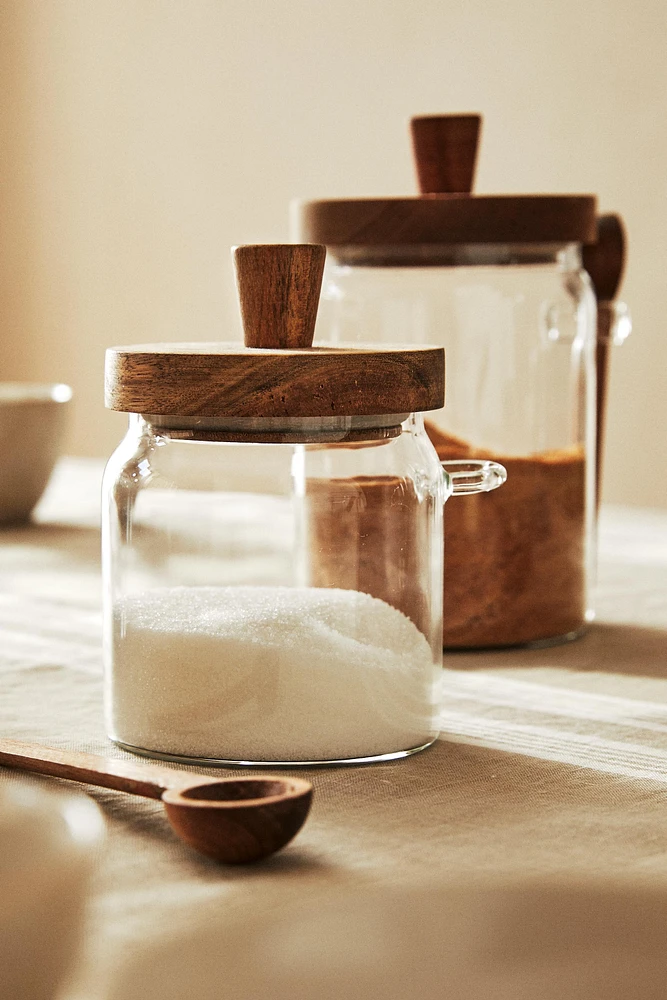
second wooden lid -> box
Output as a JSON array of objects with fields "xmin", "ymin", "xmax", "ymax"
[
  {"xmin": 296, "ymin": 115, "xmax": 597, "ymax": 254},
  {"xmin": 105, "ymin": 245, "xmax": 444, "ymax": 418}
]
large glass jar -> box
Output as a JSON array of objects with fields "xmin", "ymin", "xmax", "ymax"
[
  {"xmin": 102, "ymin": 334, "xmax": 505, "ymax": 767},
  {"xmin": 296, "ymin": 114, "xmax": 631, "ymax": 649},
  {"xmin": 102, "ymin": 409, "xmax": 505, "ymax": 766},
  {"xmin": 301, "ymin": 238, "xmax": 597, "ymax": 648}
]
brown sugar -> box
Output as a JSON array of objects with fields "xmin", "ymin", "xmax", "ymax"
[
  {"xmin": 425, "ymin": 422, "xmax": 587, "ymax": 648},
  {"xmin": 305, "ymin": 476, "xmax": 435, "ymax": 643}
]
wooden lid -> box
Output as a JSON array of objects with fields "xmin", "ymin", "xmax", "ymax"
[
  {"xmin": 105, "ymin": 245, "xmax": 444, "ymax": 418},
  {"xmin": 105, "ymin": 342, "xmax": 444, "ymax": 418},
  {"xmin": 296, "ymin": 114, "xmax": 597, "ymax": 252},
  {"xmin": 298, "ymin": 195, "xmax": 598, "ymax": 249}
]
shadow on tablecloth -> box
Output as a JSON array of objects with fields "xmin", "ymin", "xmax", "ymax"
[{"xmin": 445, "ymin": 622, "xmax": 667, "ymax": 680}]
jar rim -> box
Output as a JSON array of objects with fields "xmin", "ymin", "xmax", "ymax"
[{"xmin": 139, "ymin": 412, "xmax": 411, "ymax": 444}]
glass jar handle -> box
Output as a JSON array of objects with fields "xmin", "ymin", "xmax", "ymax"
[
  {"xmin": 599, "ymin": 300, "xmax": 632, "ymax": 346},
  {"xmin": 441, "ymin": 459, "xmax": 507, "ymax": 496}
]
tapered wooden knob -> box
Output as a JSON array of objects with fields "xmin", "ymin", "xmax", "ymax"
[
  {"xmin": 233, "ymin": 244, "xmax": 326, "ymax": 349},
  {"xmin": 410, "ymin": 114, "xmax": 482, "ymax": 194}
]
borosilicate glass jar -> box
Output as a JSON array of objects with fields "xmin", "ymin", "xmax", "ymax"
[
  {"xmin": 297, "ymin": 116, "xmax": 631, "ymax": 648},
  {"xmin": 304, "ymin": 235, "xmax": 598, "ymax": 649},
  {"xmin": 295, "ymin": 110, "xmax": 609, "ymax": 649},
  {"xmin": 102, "ymin": 410, "xmax": 504, "ymax": 767}
]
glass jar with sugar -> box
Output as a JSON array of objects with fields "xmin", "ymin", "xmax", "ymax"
[{"xmin": 102, "ymin": 244, "xmax": 505, "ymax": 766}]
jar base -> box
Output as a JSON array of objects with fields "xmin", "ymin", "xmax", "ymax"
[
  {"xmin": 443, "ymin": 624, "xmax": 589, "ymax": 652},
  {"xmin": 111, "ymin": 736, "xmax": 438, "ymax": 769}
]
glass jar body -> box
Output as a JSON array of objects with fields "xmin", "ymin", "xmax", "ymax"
[
  {"xmin": 317, "ymin": 244, "xmax": 597, "ymax": 648},
  {"xmin": 102, "ymin": 414, "xmax": 447, "ymax": 766}
]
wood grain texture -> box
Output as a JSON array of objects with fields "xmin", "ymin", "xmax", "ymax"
[
  {"xmin": 410, "ymin": 114, "xmax": 482, "ymax": 194},
  {"xmin": 0, "ymin": 737, "xmax": 180, "ymax": 798},
  {"xmin": 105, "ymin": 343, "xmax": 445, "ymax": 417},
  {"xmin": 233, "ymin": 244, "xmax": 325, "ymax": 349},
  {"xmin": 296, "ymin": 195, "xmax": 598, "ymax": 257}
]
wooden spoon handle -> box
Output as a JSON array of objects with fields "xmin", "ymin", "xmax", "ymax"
[
  {"xmin": 0, "ymin": 738, "xmax": 193, "ymax": 800},
  {"xmin": 581, "ymin": 214, "xmax": 627, "ymax": 506}
]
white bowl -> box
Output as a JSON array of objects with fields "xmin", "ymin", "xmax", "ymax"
[
  {"xmin": 0, "ymin": 778, "xmax": 104, "ymax": 1000},
  {"xmin": 0, "ymin": 383, "xmax": 72, "ymax": 523}
]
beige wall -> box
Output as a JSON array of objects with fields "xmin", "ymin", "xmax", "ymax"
[{"xmin": 1, "ymin": 0, "xmax": 666, "ymax": 507}]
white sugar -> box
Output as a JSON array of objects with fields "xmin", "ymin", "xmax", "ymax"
[{"xmin": 109, "ymin": 586, "xmax": 436, "ymax": 762}]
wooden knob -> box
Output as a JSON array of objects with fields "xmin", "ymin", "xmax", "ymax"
[
  {"xmin": 410, "ymin": 114, "xmax": 482, "ymax": 194},
  {"xmin": 581, "ymin": 214, "xmax": 626, "ymax": 302},
  {"xmin": 233, "ymin": 244, "xmax": 326, "ymax": 349}
]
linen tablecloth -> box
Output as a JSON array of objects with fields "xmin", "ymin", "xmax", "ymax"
[{"xmin": 1, "ymin": 458, "xmax": 667, "ymax": 997}]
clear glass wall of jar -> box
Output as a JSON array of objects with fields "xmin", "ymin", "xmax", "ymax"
[
  {"xmin": 313, "ymin": 241, "xmax": 597, "ymax": 648},
  {"xmin": 103, "ymin": 412, "xmax": 450, "ymax": 767},
  {"xmin": 102, "ymin": 242, "xmax": 509, "ymax": 765}
]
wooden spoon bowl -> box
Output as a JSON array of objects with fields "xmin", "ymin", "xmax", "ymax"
[
  {"xmin": 0, "ymin": 739, "xmax": 313, "ymax": 864},
  {"xmin": 162, "ymin": 778, "xmax": 313, "ymax": 864}
]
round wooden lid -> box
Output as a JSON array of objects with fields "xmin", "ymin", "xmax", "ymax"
[
  {"xmin": 296, "ymin": 115, "xmax": 597, "ymax": 253},
  {"xmin": 105, "ymin": 342, "xmax": 444, "ymax": 418},
  {"xmin": 105, "ymin": 246, "xmax": 444, "ymax": 418},
  {"xmin": 297, "ymin": 195, "xmax": 598, "ymax": 250}
]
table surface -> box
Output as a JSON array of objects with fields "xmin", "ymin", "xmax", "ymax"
[{"xmin": 2, "ymin": 458, "xmax": 667, "ymax": 998}]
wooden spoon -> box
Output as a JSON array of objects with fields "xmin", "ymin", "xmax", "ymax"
[
  {"xmin": 581, "ymin": 214, "xmax": 627, "ymax": 504},
  {"xmin": 0, "ymin": 739, "xmax": 313, "ymax": 864}
]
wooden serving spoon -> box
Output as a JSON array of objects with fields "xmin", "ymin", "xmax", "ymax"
[
  {"xmin": 0, "ymin": 739, "xmax": 313, "ymax": 864},
  {"xmin": 581, "ymin": 214, "xmax": 627, "ymax": 504}
]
